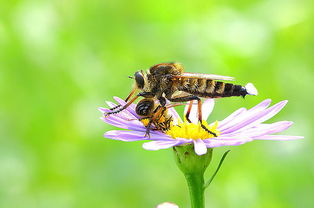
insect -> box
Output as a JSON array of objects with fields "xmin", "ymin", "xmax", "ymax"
[
  {"xmin": 106, "ymin": 63, "xmax": 257, "ymax": 135},
  {"xmin": 135, "ymin": 98, "xmax": 184, "ymax": 136}
]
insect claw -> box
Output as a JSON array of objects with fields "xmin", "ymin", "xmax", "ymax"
[
  {"xmin": 144, "ymin": 126, "xmax": 151, "ymax": 138},
  {"xmin": 109, "ymin": 104, "xmax": 121, "ymax": 111},
  {"xmin": 144, "ymin": 132, "xmax": 151, "ymax": 138},
  {"xmin": 201, "ymin": 123, "xmax": 217, "ymax": 137}
]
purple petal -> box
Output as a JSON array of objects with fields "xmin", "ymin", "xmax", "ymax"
[
  {"xmin": 221, "ymin": 100, "xmax": 287, "ymax": 134},
  {"xmin": 248, "ymin": 99, "xmax": 272, "ymax": 111},
  {"xmin": 205, "ymin": 135, "xmax": 249, "ymax": 140},
  {"xmin": 202, "ymin": 99, "xmax": 215, "ymax": 121},
  {"xmin": 101, "ymin": 116, "xmax": 146, "ymax": 131},
  {"xmin": 105, "ymin": 101, "xmax": 117, "ymax": 109},
  {"xmin": 99, "ymin": 107, "xmax": 110, "ymax": 113},
  {"xmin": 218, "ymin": 107, "xmax": 247, "ymax": 129},
  {"xmin": 193, "ymin": 139, "xmax": 208, "ymax": 155},
  {"xmin": 105, "ymin": 130, "xmax": 173, "ymax": 142},
  {"xmin": 253, "ymin": 135, "xmax": 304, "ymax": 140},
  {"xmin": 105, "ymin": 104, "xmax": 138, "ymax": 120},
  {"xmin": 204, "ymin": 136, "xmax": 253, "ymax": 148},
  {"xmin": 100, "ymin": 99, "xmax": 138, "ymax": 121},
  {"xmin": 243, "ymin": 121, "xmax": 293, "ymax": 138},
  {"xmin": 113, "ymin": 96, "xmax": 139, "ymax": 118},
  {"xmin": 219, "ymin": 99, "xmax": 272, "ymax": 132},
  {"xmin": 142, "ymin": 140, "xmax": 185, "ymax": 150},
  {"xmin": 113, "ymin": 96, "xmax": 137, "ymax": 110},
  {"xmin": 105, "ymin": 130, "xmax": 148, "ymax": 141}
]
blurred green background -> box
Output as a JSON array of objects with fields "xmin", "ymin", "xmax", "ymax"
[{"xmin": 1, "ymin": 0, "xmax": 313, "ymax": 207}]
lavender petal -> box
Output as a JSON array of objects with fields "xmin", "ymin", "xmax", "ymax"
[
  {"xmin": 101, "ymin": 116, "xmax": 146, "ymax": 131},
  {"xmin": 99, "ymin": 107, "xmax": 110, "ymax": 113},
  {"xmin": 253, "ymin": 135, "xmax": 304, "ymax": 140},
  {"xmin": 105, "ymin": 130, "xmax": 173, "ymax": 142},
  {"xmin": 218, "ymin": 107, "xmax": 247, "ymax": 129},
  {"xmin": 105, "ymin": 102, "xmax": 138, "ymax": 120},
  {"xmin": 204, "ymin": 136, "xmax": 253, "ymax": 148},
  {"xmin": 219, "ymin": 99, "xmax": 272, "ymax": 132},
  {"xmin": 113, "ymin": 96, "xmax": 139, "ymax": 118},
  {"xmin": 105, "ymin": 101, "xmax": 117, "ymax": 109},
  {"xmin": 105, "ymin": 130, "xmax": 148, "ymax": 141},
  {"xmin": 221, "ymin": 100, "xmax": 287, "ymax": 134},
  {"xmin": 142, "ymin": 140, "xmax": 185, "ymax": 150},
  {"xmin": 243, "ymin": 121, "xmax": 293, "ymax": 138}
]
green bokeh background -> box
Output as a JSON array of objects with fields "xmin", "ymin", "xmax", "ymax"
[{"xmin": 1, "ymin": 0, "xmax": 313, "ymax": 207}]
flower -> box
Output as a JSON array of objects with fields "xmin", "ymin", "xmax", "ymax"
[
  {"xmin": 100, "ymin": 97, "xmax": 303, "ymax": 155},
  {"xmin": 156, "ymin": 202, "xmax": 179, "ymax": 208}
]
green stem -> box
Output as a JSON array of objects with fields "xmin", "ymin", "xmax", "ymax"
[
  {"xmin": 184, "ymin": 172, "xmax": 205, "ymax": 208},
  {"xmin": 173, "ymin": 146, "xmax": 212, "ymax": 208}
]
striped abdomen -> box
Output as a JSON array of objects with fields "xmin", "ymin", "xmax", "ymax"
[{"xmin": 177, "ymin": 78, "xmax": 255, "ymax": 98}]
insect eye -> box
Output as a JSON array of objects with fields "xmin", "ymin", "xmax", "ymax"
[
  {"xmin": 136, "ymin": 99, "xmax": 154, "ymax": 116},
  {"xmin": 134, "ymin": 71, "xmax": 144, "ymax": 89}
]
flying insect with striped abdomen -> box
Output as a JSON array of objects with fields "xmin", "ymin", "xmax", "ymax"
[{"xmin": 105, "ymin": 63, "xmax": 258, "ymax": 136}]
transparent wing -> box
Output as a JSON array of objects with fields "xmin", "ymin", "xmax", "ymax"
[{"xmin": 173, "ymin": 72, "xmax": 235, "ymax": 81}]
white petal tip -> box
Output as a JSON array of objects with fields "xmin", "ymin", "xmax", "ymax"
[
  {"xmin": 245, "ymin": 83, "xmax": 258, "ymax": 95},
  {"xmin": 156, "ymin": 202, "xmax": 179, "ymax": 208},
  {"xmin": 194, "ymin": 139, "xmax": 208, "ymax": 155}
]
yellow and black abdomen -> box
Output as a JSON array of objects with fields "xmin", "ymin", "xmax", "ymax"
[{"xmin": 178, "ymin": 78, "xmax": 250, "ymax": 98}]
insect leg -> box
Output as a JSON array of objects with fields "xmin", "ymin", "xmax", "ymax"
[
  {"xmin": 106, "ymin": 91, "xmax": 156, "ymax": 117},
  {"xmin": 109, "ymin": 88, "xmax": 137, "ymax": 111},
  {"xmin": 105, "ymin": 95, "xmax": 139, "ymax": 116},
  {"xmin": 197, "ymin": 99, "xmax": 217, "ymax": 137},
  {"xmin": 138, "ymin": 91, "xmax": 155, "ymax": 98},
  {"xmin": 144, "ymin": 121, "xmax": 152, "ymax": 138},
  {"xmin": 185, "ymin": 101, "xmax": 193, "ymax": 123},
  {"xmin": 166, "ymin": 95, "xmax": 200, "ymax": 123},
  {"xmin": 167, "ymin": 95, "xmax": 217, "ymax": 136},
  {"xmin": 158, "ymin": 97, "xmax": 167, "ymax": 107},
  {"xmin": 151, "ymin": 105, "xmax": 166, "ymax": 122}
]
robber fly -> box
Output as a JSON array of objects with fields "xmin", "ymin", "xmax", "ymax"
[{"xmin": 106, "ymin": 63, "xmax": 257, "ymax": 135}]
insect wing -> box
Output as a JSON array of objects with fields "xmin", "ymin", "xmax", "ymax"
[{"xmin": 173, "ymin": 72, "xmax": 235, "ymax": 81}]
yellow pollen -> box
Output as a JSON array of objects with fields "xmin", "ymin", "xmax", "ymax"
[{"xmin": 166, "ymin": 120, "xmax": 220, "ymax": 140}]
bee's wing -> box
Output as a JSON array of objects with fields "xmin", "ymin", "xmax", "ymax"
[{"xmin": 173, "ymin": 72, "xmax": 235, "ymax": 81}]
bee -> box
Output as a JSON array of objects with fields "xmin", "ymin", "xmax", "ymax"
[
  {"xmin": 106, "ymin": 63, "xmax": 257, "ymax": 135},
  {"xmin": 135, "ymin": 98, "xmax": 184, "ymax": 136}
]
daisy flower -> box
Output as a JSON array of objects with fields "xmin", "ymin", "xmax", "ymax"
[{"xmin": 100, "ymin": 97, "xmax": 303, "ymax": 155}]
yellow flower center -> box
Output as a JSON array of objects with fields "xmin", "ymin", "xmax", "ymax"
[{"xmin": 166, "ymin": 120, "xmax": 220, "ymax": 140}]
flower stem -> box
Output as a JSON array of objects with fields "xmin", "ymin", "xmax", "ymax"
[
  {"xmin": 173, "ymin": 145, "xmax": 212, "ymax": 208},
  {"xmin": 184, "ymin": 172, "xmax": 205, "ymax": 208}
]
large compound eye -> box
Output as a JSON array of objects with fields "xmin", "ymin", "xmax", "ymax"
[
  {"xmin": 136, "ymin": 99, "xmax": 154, "ymax": 116},
  {"xmin": 134, "ymin": 71, "xmax": 144, "ymax": 89}
]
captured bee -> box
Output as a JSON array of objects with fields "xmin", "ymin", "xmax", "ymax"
[
  {"xmin": 106, "ymin": 63, "xmax": 258, "ymax": 135},
  {"xmin": 135, "ymin": 98, "xmax": 181, "ymax": 136}
]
